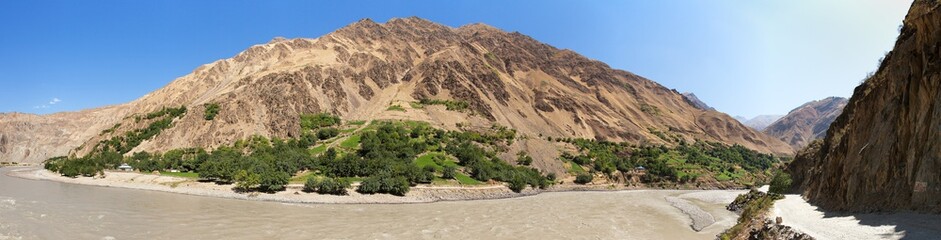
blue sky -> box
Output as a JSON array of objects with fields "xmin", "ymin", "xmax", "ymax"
[{"xmin": 0, "ymin": 0, "xmax": 912, "ymax": 118}]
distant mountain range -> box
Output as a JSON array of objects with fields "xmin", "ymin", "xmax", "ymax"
[
  {"xmin": 763, "ymin": 97, "xmax": 847, "ymax": 149},
  {"xmin": 734, "ymin": 115, "xmax": 784, "ymax": 131}
]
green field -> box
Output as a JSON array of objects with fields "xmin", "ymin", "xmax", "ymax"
[
  {"xmin": 309, "ymin": 144, "xmax": 328, "ymax": 156},
  {"xmin": 160, "ymin": 171, "xmax": 199, "ymax": 179},
  {"xmin": 290, "ymin": 172, "xmax": 363, "ymax": 184},
  {"xmin": 340, "ymin": 134, "xmax": 362, "ymax": 149},
  {"xmin": 568, "ymin": 162, "xmax": 586, "ymax": 174},
  {"xmin": 454, "ymin": 172, "xmax": 482, "ymax": 185},
  {"xmin": 387, "ymin": 105, "xmax": 406, "ymax": 112},
  {"xmin": 414, "ymin": 152, "xmax": 458, "ymax": 171}
]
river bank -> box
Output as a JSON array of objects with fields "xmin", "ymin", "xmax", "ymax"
[
  {"xmin": 772, "ymin": 194, "xmax": 941, "ymax": 240},
  {"xmin": 8, "ymin": 167, "xmax": 739, "ymax": 205}
]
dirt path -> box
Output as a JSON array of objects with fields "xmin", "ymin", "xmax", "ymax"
[{"xmin": 772, "ymin": 194, "xmax": 941, "ymax": 240}]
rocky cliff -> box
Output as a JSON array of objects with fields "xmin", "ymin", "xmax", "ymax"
[
  {"xmin": 2, "ymin": 17, "xmax": 792, "ymax": 169},
  {"xmin": 789, "ymin": 0, "xmax": 941, "ymax": 213},
  {"xmin": 763, "ymin": 97, "xmax": 847, "ymax": 150}
]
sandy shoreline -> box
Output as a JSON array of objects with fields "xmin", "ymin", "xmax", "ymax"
[{"xmin": 8, "ymin": 166, "xmax": 746, "ymax": 205}]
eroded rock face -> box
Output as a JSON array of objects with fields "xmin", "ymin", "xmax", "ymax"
[
  {"xmin": 789, "ymin": 0, "xmax": 941, "ymax": 213},
  {"xmin": 763, "ymin": 97, "xmax": 848, "ymax": 150}
]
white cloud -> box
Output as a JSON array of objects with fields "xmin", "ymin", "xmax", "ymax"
[
  {"xmin": 34, "ymin": 105, "xmax": 48, "ymax": 109},
  {"xmin": 49, "ymin": 98, "xmax": 61, "ymax": 105}
]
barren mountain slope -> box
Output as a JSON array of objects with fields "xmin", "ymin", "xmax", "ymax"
[
  {"xmin": 763, "ymin": 97, "xmax": 847, "ymax": 149},
  {"xmin": 789, "ymin": 0, "xmax": 941, "ymax": 213},
  {"xmin": 23, "ymin": 18, "xmax": 789, "ymax": 169},
  {"xmin": 0, "ymin": 106, "xmax": 128, "ymax": 163}
]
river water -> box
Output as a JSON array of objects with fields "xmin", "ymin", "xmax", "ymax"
[{"xmin": 0, "ymin": 167, "xmax": 739, "ymax": 239}]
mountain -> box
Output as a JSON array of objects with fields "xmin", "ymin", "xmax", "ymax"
[
  {"xmin": 789, "ymin": 0, "xmax": 941, "ymax": 213},
  {"xmin": 680, "ymin": 92, "xmax": 714, "ymax": 111},
  {"xmin": 762, "ymin": 97, "xmax": 847, "ymax": 149},
  {"xmin": 1, "ymin": 17, "xmax": 792, "ymax": 172},
  {"xmin": 737, "ymin": 115, "xmax": 784, "ymax": 131},
  {"xmin": 0, "ymin": 107, "xmax": 129, "ymax": 163}
]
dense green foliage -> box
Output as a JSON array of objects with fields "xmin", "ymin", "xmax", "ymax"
[
  {"xmin": 418, "ymin": 98, "xmax": 470, "ymax": 111},
  {"xmin": 47, "ymin": 118, "xmax": 551, "ymax": 195},
  {"xmin": 557, "ymin": 138, "xmax": 784, "ymax": 185},
  {"xmin": 316, "ymin": 127, "xmax": 340, "ymax": 140},
  {"xmin": 441, "ymin": 165, "xmax": 457, "ymax": 179},
  {"xmin": 98, "ymin": 106, "xmax": 187, "ymax": 154},
  {"xmin": 203, "ymin": 103, "xmax": 220, "ymax": 120},
  {"xmin": 300, "ymin": 113, "xmax": 341, "ymax": 131},
  {"xmin": 304, "ymin": 176, "xmax": 351, "ymax": 195},
  {"xmin": 769, "ymin": 171, "xmax": 792, "ymax": 194}
]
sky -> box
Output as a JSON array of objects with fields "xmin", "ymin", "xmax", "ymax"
[{"xmin": 0, "ymin": 0, "xmax": 913, "ymax": 118}]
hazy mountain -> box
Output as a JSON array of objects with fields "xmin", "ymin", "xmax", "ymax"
[
  {"xmin": 0, "ymin": 17, "xmax": 792, "ymax": 170},
  {"xmin": 763, "ymin": 97, "xmax": 847, "ymax": 149},
  {"xmin": 789, "ymin": 0, "xmax": 941, "ymax": 213},
  {"xmin": 736, "ymin": 115, "xmax": 784, "ymax": 131}
]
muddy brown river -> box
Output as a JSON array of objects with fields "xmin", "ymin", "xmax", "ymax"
[{"xmin": 0, "ymin": 167, "xmax": 740, "ymax": 239}]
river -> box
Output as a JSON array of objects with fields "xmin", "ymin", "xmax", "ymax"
[{"xmin": 0, "ymin": 167, "xmax": 741, "ymax": 239}]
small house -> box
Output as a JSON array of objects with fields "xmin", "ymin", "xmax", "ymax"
[{"xmin": 118, "ymin": 163, "xmax": 133, "ymax": 172}]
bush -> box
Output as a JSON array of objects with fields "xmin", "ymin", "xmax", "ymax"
[
  {"xmin": 357, "ymin": 175, "xmax": 410, "ymax": 196},
  {"xmin": 575, "ymin": 173, "xmax": 593, "ymax": 184},
  {"xmin": 441, "ymin": 165, "xmax": 457, "ymax": 179},
  {"xmin": 305, "ymin": 177, "xmax": 350, "ymax": 195},
  {"xmin": 508, "ymin": 173, "xmax": 528, "ymax": 193},
  {"xmin": 769, "ymin": 171, "xmax": 792, "ymax": 194},
  {"xmin": 516, "ymin": 152, "xmax": 533, "ymax": 166},
  {"xmin": 316, "ymin": 127, "xmax": 340, "ymax": 140},
  {"xmin": 203, "ymin": 103, "xmax": 220, "ymax": 120},
  {"xmin": 234, "ymin": 170, "xmax": 260, "ymax": 192}
]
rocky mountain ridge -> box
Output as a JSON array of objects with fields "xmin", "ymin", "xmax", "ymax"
[
  {"xmin": 763, "ymin": 97, "xmax": 847, "ymax": 150},
  {"xmin": 2, "ymin": 17, "xmax": 792, "ymax": 172}
]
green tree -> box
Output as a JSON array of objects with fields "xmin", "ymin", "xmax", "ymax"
[
  {"xmin": 441, "ymin": 165, "xmax": 457, "ymax": 179},
  {"xmin": 203, "ymin": 103, "xmax": 220, "ymax": 120},
  {"xmin": 234, "ymin": 170, "xmax": 260, "ymax": 192},
  {"xmin": 575, "ymin": 173, "xmax": 593, "ymax": 184},
  {"xmin": 769, "ymin": 171, "xmax": 792, "ymax": 194}
]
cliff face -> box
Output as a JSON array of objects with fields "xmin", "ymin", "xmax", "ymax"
[
  {"xmin": 763, "ymin": 97, "xmax": 847, "ymax": 150},
  {"xmin": 789, "ymin": 0, "xmax": 941, "ymax": 212}
]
